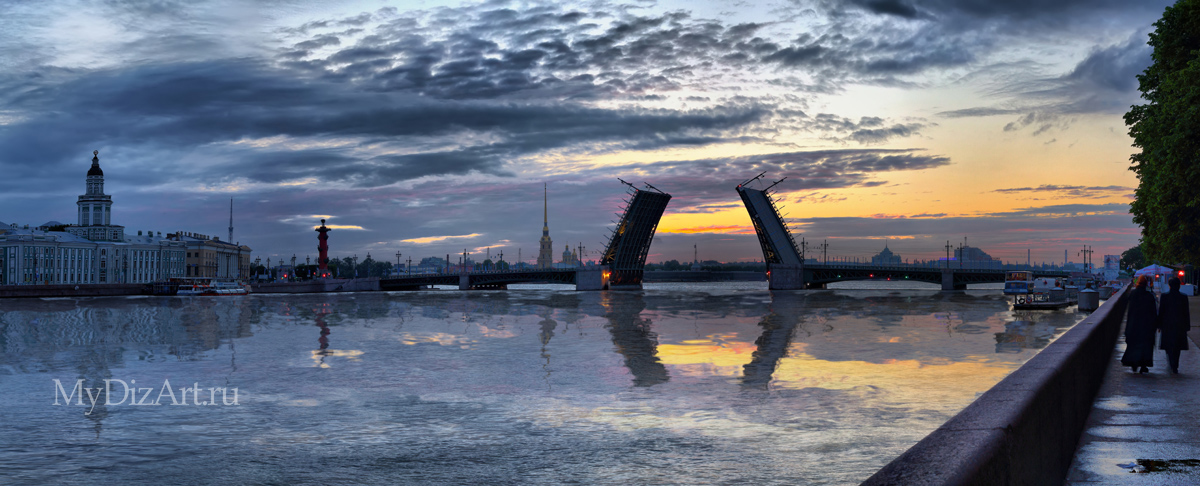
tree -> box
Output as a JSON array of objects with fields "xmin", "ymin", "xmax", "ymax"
[
  {"xmin": 1127, "ymin": 0, "xmax": 1200, "ymax": 264},
  {"xmin": 1121, "ymin": 244, "xmax": 1147, "ymax": 270}
]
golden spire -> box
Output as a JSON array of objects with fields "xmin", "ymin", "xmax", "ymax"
[{"xmin": 542, "ymin": 183, "xmax": 549, "ymax": 237}]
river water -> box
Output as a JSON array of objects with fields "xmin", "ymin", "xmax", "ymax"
[{"xmin": 0, "ymin": 282, "xmax": 1086, "ymax": 485}]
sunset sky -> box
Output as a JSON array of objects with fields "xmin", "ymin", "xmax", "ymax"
[{"xmin": 0, "ymin": 0, "xmax": 1167, "ymax": 265}]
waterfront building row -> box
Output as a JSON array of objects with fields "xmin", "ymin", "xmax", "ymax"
[{"xmin": 0, "ymin": 151, "xmax": 252, "ymax": 285}]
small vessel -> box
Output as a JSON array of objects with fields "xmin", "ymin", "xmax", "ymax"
[
  {"xmin": 202, "ymin": 281, "xmax": 249, "ymax": 296},
  {"xmin": 176, "ymin": 284, "xmax": 207, "ymax": 296},
  {"xmin": 1006, "ymin": 271, "xmax": 1074, "ymax": 310},
  {"xmin": 175, "ymin": 279, "xmax": 249, "ymax": 296}
]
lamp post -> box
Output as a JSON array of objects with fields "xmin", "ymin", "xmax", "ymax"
[{"xmin": 395, "ymin": 251, "xmax": 402, "ymax": 277}]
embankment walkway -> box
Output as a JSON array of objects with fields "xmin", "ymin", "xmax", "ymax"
[{"xmin": 1065, "ymin": 297, "xmax": 1200, "ymax": 484}]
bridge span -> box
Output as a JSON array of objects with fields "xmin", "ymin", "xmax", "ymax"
[
  {"xmin": 737, "ymin": 173, "xmax": 1068, "ymax": 290},
  {"xmin": 380, "ymin": 268, "xmax": 608, "ymax": 291},
  {"xmin": 382, "ymin": 180, "xmax": 670, "ymax": 291},
  {"xmin": 795, "ymin": 263, "xmax": 1068, "ymax": 290}
]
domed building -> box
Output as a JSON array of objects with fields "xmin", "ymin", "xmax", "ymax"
[{"xmin": 871, "ymin": 242, "xmax": 902, "ymax": 265}]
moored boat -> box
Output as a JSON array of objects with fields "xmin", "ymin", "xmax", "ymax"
[
  {"xmin": 201, "ymin": 281, "xmax": 249, "ymax": 295},
  {"xmin": 1006, "ymin": 271, "xmax": 1075, "ymax": 310},
  {"xmin": 175, "ymin": 279, "xmax": 249, "ymax": 296}
]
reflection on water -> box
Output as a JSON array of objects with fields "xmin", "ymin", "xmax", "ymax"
[{"xmin": 0, "ymin": 284, "xmax": 1085, "ymax": 485}]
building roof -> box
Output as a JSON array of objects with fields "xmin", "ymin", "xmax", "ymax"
[
  {"xmin": 88, "ymin": 152, "xmax": 103, "ymax": 177},
  {"xmin": 0, "ymin": 228, "xmax": 94, "ymax": 243}
]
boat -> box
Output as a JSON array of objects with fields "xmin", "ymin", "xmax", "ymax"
[
  {"xmin": 1005, "ymin": 271, "xmax": 1075, "ymax": 310},
  {"xmin": 201, "ymin": 281, "xmax": 249, "ymax": 296},
  {"xmin": 175, "ymin": 279, "xmax": 249, "ymax": 296},
  {"xmin": 176, "ymin": 284, "xmax": 207, "ymax": 296}
]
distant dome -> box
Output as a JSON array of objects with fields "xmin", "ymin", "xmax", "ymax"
[{"xmin": 88, "ymin": 152, "xmax": 103, "ymax": 176}]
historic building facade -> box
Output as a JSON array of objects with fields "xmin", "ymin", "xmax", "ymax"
[
  {"xmin": 0, "ymin": 151, "xmax": 216, "ymax": 285},
  {"xmin": 871, "ymin": 243, "xmax": 902, "ymax": 265},
  {"xmin": 172, "ymin": 232, "xmax": 251, "ymax": 279}
]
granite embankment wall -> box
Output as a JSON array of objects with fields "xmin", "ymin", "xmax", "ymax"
[
  {"xmin": 862, "ymin": 286, "xmax": 1131, "ymax": 486},
  {"xmin": 0, "ymin": 283, "xmax": 147, "ymax": 298}
]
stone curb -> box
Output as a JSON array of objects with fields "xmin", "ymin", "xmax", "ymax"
[{"xmin": 861, "ymin": 286, "xmax": 1131, "ymax": 485}]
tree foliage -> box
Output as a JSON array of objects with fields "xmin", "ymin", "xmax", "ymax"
[
  {"xmin": 1127, "ymin": 0, "xmax": 1200, "ymax": 264},
  {"xmin": 1121, "ymin": 244, "xmax": 1147, "ymax": 270}
]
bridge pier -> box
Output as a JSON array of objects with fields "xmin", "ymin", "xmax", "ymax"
[
  {"xmin": 767, "ymin": 264, "xmax": 804, "ymax": 290},
  {"xmin": 941, "ymin": 269, "xmax": 966, "ymax": 291},
  {"xmin": 575, "ymin": 266, "xmax": 610, "ymax": 291}
]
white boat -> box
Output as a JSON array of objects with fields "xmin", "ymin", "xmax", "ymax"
[
  {"xmin": 1006, "ymin": 271, "xmax": 1073, "ymax": 310},
  {"xmin": 202, "ymin": 282, "xmax": 249, "ymax": 296},
  {"xmin": 176, "ymin": 280, "xmax": 249, "ymax": 296},
  {"xmin": 176, "ymin": 284, "xmax": 207, "ymax": 296}
]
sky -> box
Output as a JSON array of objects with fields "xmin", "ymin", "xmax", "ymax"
[{"xmin": 0, "ymin": 0, "xmax": 1169, "ymax": 266}]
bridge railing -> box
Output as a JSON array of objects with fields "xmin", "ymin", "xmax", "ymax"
[{"xmin": 806, "ymin": 262, "xmax": 1069, "ymax": 274}]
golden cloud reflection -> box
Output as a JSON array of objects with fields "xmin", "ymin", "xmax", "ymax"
[
  {"xmin": 398, "ymin": 332, "xmax": 474, "ymax": 348},
  {"xmin": 655, "ymin": 333, "xmax": 1014, "ymax": 406},
  {"xmin": 309, "ymin": 349, "xmax": 364, "ymax": 368},
  {"xmin": 657, "ymin": 333, "xmax": 758, "ymax": 377}
]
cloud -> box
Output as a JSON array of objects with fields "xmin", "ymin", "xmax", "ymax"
[
  {"xmin": 400, "ymin": 233, "xmax": 484, "ymax": 244},
  {"xmin": 809, "ymin": 114, "xmax": 927, "ymax": 144},
  {"xmin": 658, "ymin": 225, "xmax": 756, "ymax": 234},
  {"xmin": 992, "ymin": 185, "xmax": 1133, "ymax": 199}
]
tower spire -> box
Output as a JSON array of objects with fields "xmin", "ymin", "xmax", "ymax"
[
  {"xmin": 542, "ymin": 183, "xmax": 549, "ymax": 236},
  {"xmin": 228, "ymin": 198, "xmax": 234, "ymax": 243}
]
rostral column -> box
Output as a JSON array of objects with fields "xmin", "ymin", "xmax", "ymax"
[{"xmin": 316, "ymin": 219, "xmax": 332, "ymax": 278}]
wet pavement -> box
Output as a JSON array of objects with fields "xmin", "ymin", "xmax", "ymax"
[{"xmin": 1066, "ymin": 297, "xmax": 1200, "ymax": 484}]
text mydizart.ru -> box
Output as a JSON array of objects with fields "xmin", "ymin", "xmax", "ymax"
[{"xmin": 54, "ymin": 379, "xmax": 239, "ymax": 415}]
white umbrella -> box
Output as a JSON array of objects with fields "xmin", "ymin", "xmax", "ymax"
[{"xmin": 1133, "ymin": 264, "xmax": 1176, "ymax": 278}]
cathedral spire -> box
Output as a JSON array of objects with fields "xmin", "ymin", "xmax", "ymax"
[
  {"xmin": 228, "ymin": 198, "xmax": 234, "ymax": 243},
  {"xmin": 542, "ymin": 183, "xmax": 549, "ymax": 237}
]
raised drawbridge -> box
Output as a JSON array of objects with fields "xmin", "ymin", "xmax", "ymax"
[
  {"xmin": 736, "ymin": 173, "xmax": 805, "ymax": 288},
  {"xmin": 600, "ymin": 180, "xmax": 672, "ymax": 289}
]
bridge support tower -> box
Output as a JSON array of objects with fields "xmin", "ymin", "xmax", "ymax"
[
  {"xmin": 767, "ymin": 264, "xmax": 804, "ymax": 290},
  {"xmin": 600, "ymin": 181, "xmax": 672, "ymax": 290},
  {"xmin": 736, "ymin": 174, "xmax": 806, "ymax": 290},
  {"xmin": 576, "ymin": 265, "xmax": 610, "ymax": 291},
  {"xmin": 941, "ymin": 269, "xmax": 966, "ymax": 291}
]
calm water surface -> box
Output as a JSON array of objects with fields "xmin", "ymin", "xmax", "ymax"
[{"xmin": 0, "ymin": 282, "xmax": 1086, "ymax": 485}]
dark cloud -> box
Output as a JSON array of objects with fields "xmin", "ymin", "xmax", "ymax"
[
  {"xmin": 993, "ymin": 185, "xmax": 1133, "ymax": 199},
  {"xmin": 0, "ymin": 58, "xmax": 771, "ymax": 188},
  {"xmin": 578, "ymin": 148, "xmax": 951, "ymax": 212},
  {"xmin": 1062, "ymin": 32, "xmax": 1153, "ymax": 97},
  {"xmin": 936, "ymin": 107, "xmax": 1019, "ymax": 118},
  {"xmin": 851, "ymin": 0, "xmax": 921, "ymax": 19},
  {"xmin": 808, "ymin": 114, "xmax": 926, "ymax": 144}
]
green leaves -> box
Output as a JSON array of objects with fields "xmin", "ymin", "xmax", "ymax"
[{"xmin": 1128, "ymin": 0, "xmax": 1200, "ymax": 265}]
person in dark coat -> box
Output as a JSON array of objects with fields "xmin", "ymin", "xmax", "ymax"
[
  {"xmin": 1122, "ymin": 276, "xmax": 1159, "ymax": 373},
  {"xmin": 1158, "ymin": 277, "xmax": 1191, "ymax": 374}
]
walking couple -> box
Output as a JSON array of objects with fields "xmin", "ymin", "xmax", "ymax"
[{"xmin": 1122, "ymin": 276, "xmax": 1192, "ymax": 374}]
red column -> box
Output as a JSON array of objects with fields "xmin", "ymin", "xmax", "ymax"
[{"xmin": 316, "ymin": 219, "xmax": 332, "ymax": 278}]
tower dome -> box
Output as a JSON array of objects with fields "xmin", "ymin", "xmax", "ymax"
[{"xmin": 87, "ymin": 150, "xmax": 103, "ymax": 176}]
